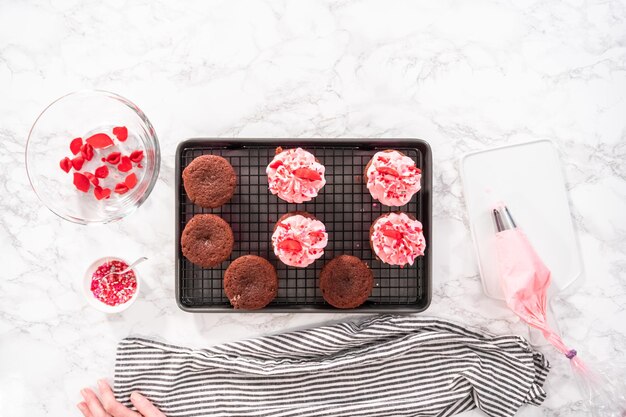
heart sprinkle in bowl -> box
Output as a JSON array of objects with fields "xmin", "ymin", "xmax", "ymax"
[
  {"xmin": 26, "ymin": 90, "xmax": 160, "ymax": 224},
  {"xmin": 83, "ymin": 256, "xmax": 141, "ymax": 313}
]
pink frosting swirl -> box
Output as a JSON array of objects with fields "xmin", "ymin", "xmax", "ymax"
[
  {"xmin": 272, "ymin": 214, "xmax": 328, "ymax": 267},
  {"xmin": 370, "ymin": 212, "xmax": 426, "ymax": 266},
  {"xmin": 366, "ymin": 151, "xmax": 421, "ymax": 206},
  {"xmin": 267, "ymin": 148, "xmax": 326, "ymax": 203}
]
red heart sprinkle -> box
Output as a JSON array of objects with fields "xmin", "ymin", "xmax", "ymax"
[
  {"xmin": 309, "ymin": 230, "xmax": 326, "ymax": 239},
  {"xmin": 117, "ymin": 156, "xmax": 132, "ymax": 172},
  {"xmin": 277, "ymin": 238, "xmax": 303, "ymax": 252},
  {"xmin": 73, "ymin": 172, "xmax": 90, "ymax": 192},
  {"xmin": 125, "ymin": 173, "xmax": 138, "ymax": 189},
  {"xmin": 381, "ymin": 227, "xmax": 403, "ymax": 240},
  {"xmin": 84, "ymin": 172, "xmax": 99, "ymax": 187},
  {"xmin": 114, "ymin": 183, "xmax": 129, "ymax": 194},
  {"xmin": 378, "ymin": 156, "xmax": 390, "ymax": 163},
  {"xmin": 137, "ymin": 163, "xmax": 143, "ymax": 168},
  {"xmin": 80, "ymin": 143, "xmax": 94, "ymax": 161},
  {"xmin": 70, "ymin": 138, "xmax": 83, "ymax": 155},
  {"xmin": 105, "ymin": 152, "xmax": 121, "ymax": 164},
  {"xmin": 94, "ymin": 165, "xmax": 109, "ymax": 178},
  {"xmin": 112, "ymin": 126, "xmax": 128, "ymax": 142},
  {"xmin": 269, "ymin": 159, "xmax": 283, "ymax": 169},
  {"xmin": 377, "ymin": 167, "xmax": 399, "ymax": 177},
  {"xmin": 94, "ymin": 186, "xmax": 111, "ymax": 200},
  {"xmin": 86, "ymin": 133, "xmax": 114, "ymax": 149},
  {"xmin": 292, "ymin": 167, "xmax": 322, "ymax": 181},
  {"xmin": 129, "ymin": 149, "xmax": 144, "ymax": 163},
  {"xmin": 71, "ymin": 155, "xmax": 85, "ymax": 170},
  {"xmin": 59, "ymin": 157, "xmax": 72, "ymax": 173}
]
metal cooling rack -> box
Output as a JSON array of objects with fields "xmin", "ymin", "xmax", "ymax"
[{"xmin": 175, "ymin": 138, "xmax": 432, "ymax": 312}]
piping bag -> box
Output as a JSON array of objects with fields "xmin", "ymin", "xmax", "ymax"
[{"xmin": 493, "ymin": 205, "xmax": 626, "ymax": 417}]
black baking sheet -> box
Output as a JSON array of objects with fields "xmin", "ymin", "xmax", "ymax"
[{"xmin": 175, "ymin": 138, "xmax": 432, "ymax": 313}]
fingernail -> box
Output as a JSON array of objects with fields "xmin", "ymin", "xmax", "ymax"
[
  {"xmin": 97, "ymin": 379, "xmax": 106, "ymax": 388},
  {"xmin": 80, "ymin": 389, "xmax": 87, "ymax": 396},
  {"xmin": 131, "ymin": 391, "xmax": 143, "ymax": 401}
]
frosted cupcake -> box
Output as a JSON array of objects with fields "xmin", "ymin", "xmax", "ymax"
[
  {"xmin": 272, "ymin": 212, "xmax": 328, "ymax": 267},
  {"xmin": 266, "ymin": 147, "xmax": 326, "ymax": 203},
  {"xmin": 370, "ymin": 212, "xmax": 426, "ymax": 267},
  {"xmin": 365, "ymin": 150, "xmax": 421, "ymax": 206}
]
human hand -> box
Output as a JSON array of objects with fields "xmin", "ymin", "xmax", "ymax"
[{"xmin": 77, "ymin": 379, "xmax": 165, "ymax": 417}]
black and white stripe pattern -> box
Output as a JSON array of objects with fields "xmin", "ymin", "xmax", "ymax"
[{"xmin": 114, "ymin": 315, "xmax": 549, "ymax": 417}]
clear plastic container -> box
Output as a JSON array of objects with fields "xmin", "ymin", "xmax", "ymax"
[{"xmin": 460, "ymin": 140, "xmax": 583, "ymax": 300}]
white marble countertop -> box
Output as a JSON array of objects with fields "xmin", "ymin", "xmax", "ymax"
[{"xmin": 1, "ymin": 1, "xmax": 625, "ymax": 416}]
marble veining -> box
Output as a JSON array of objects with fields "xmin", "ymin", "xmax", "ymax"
[{"xmin": 1, "ymin": 0, "xmax": 625, "ymax": 416}]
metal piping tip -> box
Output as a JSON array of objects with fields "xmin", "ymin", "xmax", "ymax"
[{"xmin": 493, "ymin": 205, "xmax": 517, "ymax": 232}]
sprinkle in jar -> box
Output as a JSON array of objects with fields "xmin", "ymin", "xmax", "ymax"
[{"xmin": 90, "ymin": 259, "xmax": 137, "ymax": 306}]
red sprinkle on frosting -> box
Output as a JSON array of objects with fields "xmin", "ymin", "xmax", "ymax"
[
  {"xmin": 277, "ymin": 239, "xmax": 303, "ymax": 252},
  {"xmin": 293, "ymin": 167, "xmax": 322, "ymax": 181}
]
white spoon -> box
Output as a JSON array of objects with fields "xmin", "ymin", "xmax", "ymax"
[{"xmin": 102, "ymin": 256, "xmax": 148, "ymax": 280}]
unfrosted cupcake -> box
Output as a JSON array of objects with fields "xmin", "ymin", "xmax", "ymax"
[
  {"xmin": 319, "ymin": 255, "xmax": 374, "ymax": 309},
  {"xmin": 272, "ymin": 212, "xmax": 328, "ymax": 267},
  {"xmin": 183, "ymin": 155, "xmax": 236, "ymax": 208},
  {"xmin": 370, "ymin": 212, "xmax": 426, "ymax": 267},
  {"xmin": 181, "ymin": 214, "xmax": 234, "ymax": 267},
  {"xmin": 266, "ymin": 147, "xmax": 326, "ymax": 203},
  {"xmin": 224, "ymin": 255, "xmax": 278, "ymax": 310},
  {"xmin": 365, "ymin": 150, "xmax": 421, "ymax": 206}
]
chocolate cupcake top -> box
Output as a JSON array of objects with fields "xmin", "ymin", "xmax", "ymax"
[
  {"xmin": 183, "ymin": 155, "xmax": 236, "ymax": 208},
  {"xmin": 224, "ymin": 255, "xmax": 278, "ymax": 310},
  {"xmin": 319, "ymin": 255, "xmax": 374, "ymax": 309},
  {"xmin": 365, "ymin": 150, "xmax": 421, "ymax": 207},
  {"xmin": 266, "ymin": 148, "xmax": 326, "ymax": 203},
  {"xmin": 181, "ymin": 214, "xmax": 234, "ymax": 268}
]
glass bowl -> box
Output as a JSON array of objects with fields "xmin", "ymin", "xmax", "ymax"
[{"xmin": 26, "ymin": 90, "xmax": 160, "ymax": 224}]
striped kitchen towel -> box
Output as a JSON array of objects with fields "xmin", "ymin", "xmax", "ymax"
[{"xmin": 114, "ymin": 315, "xmax": 550, "ymax": 417}]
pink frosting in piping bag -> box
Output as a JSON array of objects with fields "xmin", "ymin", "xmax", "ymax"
[
  {"xmin": 495, "ymin": 229, "xmax": 552, "ymax": 328},
  {"xmin": 370, "ymin": 212, "xmax": 426, "ymax": 266},
  {"xmin": 494, "ymin": 220, "xmax": 588, "ymax": 374},
  {"xmin": 272, "ymin": 214, "xmax": 328, "ymax": 267},
  {"xmin": 366, "ymin": 151, "xmax": 421, "ymax": 206},
  {"xmin": 266, "ymin": 148, "xmax": 326, "ymax": 204},
  {"xmin": 494, "ymin": 205, "xmax": 621, "ymax": 414}
]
